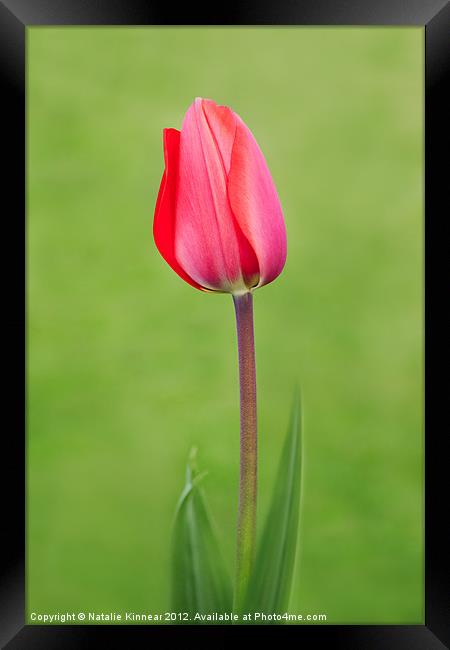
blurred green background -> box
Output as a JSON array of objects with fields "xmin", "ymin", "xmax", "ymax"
[{"xmin": 27, "ymin": 27, "xmax": 423, "ymax": 624}]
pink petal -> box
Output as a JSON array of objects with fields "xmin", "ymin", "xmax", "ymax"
[
  {"xmin": 174, "ymin": 98, "xmax": 247, "ymax": 292},
  {"xmin": 153, "ymin": 128, "xmax": 205, "ymax": 291},
  {"xmin": 228, "ymin": 115, "xmax": 287, "ymax": 288},
  {"xmin": 202, "ymin": 99, "xmax": 260, "ymax": 288},
  {"xmin": 201, "ymin": 98, "xmax": 236, "ymax": 174}
]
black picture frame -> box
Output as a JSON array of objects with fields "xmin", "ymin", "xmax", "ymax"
[{"xmin": 1, "ymin": 1, "xmax": 448, "ymax": 647}]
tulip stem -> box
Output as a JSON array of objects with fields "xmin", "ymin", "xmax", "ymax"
[{"xmin": 232, "ymin": 291, "xmax": 257, "ymax": 614}]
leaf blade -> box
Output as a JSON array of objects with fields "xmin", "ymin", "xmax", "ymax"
[
  {"xmin": 171, "ymin": 450, "xmax": 233, "ymax": 620},
  {"xmin": 245, "ymin": 393, "xmax": 302, "ymax": 615}
]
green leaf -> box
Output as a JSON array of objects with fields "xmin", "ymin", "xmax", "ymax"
[
  {"xmin": 171, "ymin": 449, "xmax": 233, "ymax": 620},
  {"xmin": 245, "ymin": 393, "xmax": 302, "ymax": 616}
]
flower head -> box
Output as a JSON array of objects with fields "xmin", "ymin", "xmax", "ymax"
[{"xmin": 153, "ymin": 98, "xmax": 287, "ymax": 293}]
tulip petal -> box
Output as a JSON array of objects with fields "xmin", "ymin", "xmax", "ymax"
[
  {"xmin": 202, "ymin": 99, "xmax": 260, "ymax": 288},
  {"xmin": 201, "ymin": 99, "xmax": 236, "ymax": 174},
  {"xmin": 228, "ymin": 116, "xmax": 287, "ymax": 288},
  {"xmin": 153, "ymin": 128, "xmax": 205, "ymax": 291},
  {"xmin": 174, "ymin": 98, "xmax": 246, "ymax": 292}
]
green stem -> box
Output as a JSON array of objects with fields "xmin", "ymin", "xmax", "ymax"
[{"xmin": 232, "ymin": 291, "xmax": 257, "ymax": 613}]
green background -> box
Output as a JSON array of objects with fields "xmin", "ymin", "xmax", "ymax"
[{"xmin": 28, "ymin": 27, "xmax": 423, "ymax": 623}]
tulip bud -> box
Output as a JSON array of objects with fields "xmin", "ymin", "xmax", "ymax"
[{"xmin": 153, "ymin": 98, "xmax": 287, "ymax": 293}]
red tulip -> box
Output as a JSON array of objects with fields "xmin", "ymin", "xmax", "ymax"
[{"xmin": 153, "ymin": 98, "xmax": 287, "ymax": 293}]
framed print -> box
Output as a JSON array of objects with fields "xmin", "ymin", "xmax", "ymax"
[{"xmin": 1, "ymin": 0, "xmax": 449, "ymax": 647}]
